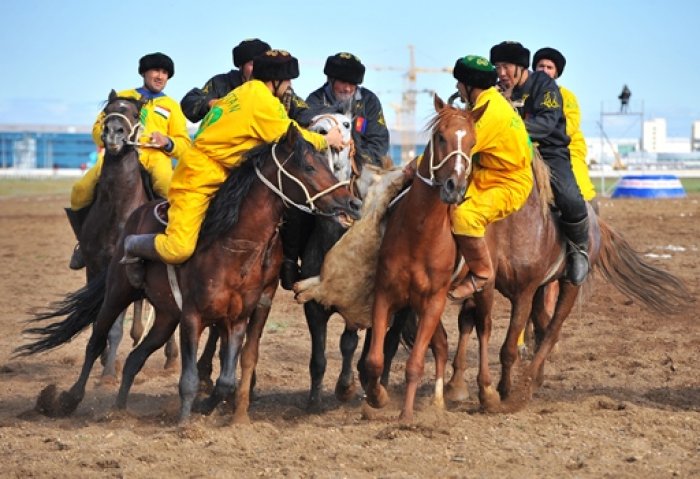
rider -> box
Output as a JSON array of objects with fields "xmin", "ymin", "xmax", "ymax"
[
  {"xmin": 279, "ymin": 51, "xmax": 391, "ymax": 290},
  {"xmin": 490, "ymin": 41, "xmax": 590, "ymax": 285},
  {"xmin": 181, "ymin": 38, "xmax": 311, "ymax": 125},
  {"xmin": 67, "ymin": 52, "xmax": 190, "ymax": 270},
  {"xmin": 448, "ymin": 55, "xmax": 534, "ymax": 300},
  {"xmin": 533, "ymin": 47, "xmax": 597, "ymax": 210},
  {"xmin": 120, "ymin": 50, "xmax": 344, "ymax": 288}
]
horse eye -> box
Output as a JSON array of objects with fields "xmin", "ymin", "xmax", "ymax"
[
  {"xmin": 305, "ymin": 163, "xmax": 316, "ymax": 173},
  {"xmin": 319, "ymin": 128, "xmax": 328, "ymax": 135},
  {"xmin": 343, "ymin": 122, "xmax": 350, "ymax": 129}
]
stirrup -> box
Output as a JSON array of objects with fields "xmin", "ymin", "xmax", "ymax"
[{"xmin": 119, "ymin": 255, "xmax": 142, "ymax": 265}]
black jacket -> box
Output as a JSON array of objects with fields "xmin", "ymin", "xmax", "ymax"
[
  {"xmin": 511, "ymin": 70, "xmax": 570, "ymax": 158},
  {"xmin": 305, "ymin": 84, "xmax": 390, "ymax": 167}
]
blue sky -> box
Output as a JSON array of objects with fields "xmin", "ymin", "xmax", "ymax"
[{"xmin": 2, "ymin": 0, "xmax": 698, "ymax": 140}]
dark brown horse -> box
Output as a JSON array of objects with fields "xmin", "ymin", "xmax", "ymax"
[
  {"xmin": 72, "ymin": 91, "xmax": 177, "ymax": 380},
  {"xmin": 363, "ymin": 95, "xmax": 485, "ymax": 422},
  {"xmin": 17, "ymin": 125, "xmax": 361, "ymax": 423}
]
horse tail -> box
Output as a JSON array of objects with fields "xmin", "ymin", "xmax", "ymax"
[
  {"xmin": 595, "ymin": 218, "xmax": 693, "ymax": 314},
  {"xmin": 14, "ymin": 270, "xmax": 107, "ymax": 356},
  {"xmin": 531, "ymin": 148, "xmax": 554, "ymax": 223}
]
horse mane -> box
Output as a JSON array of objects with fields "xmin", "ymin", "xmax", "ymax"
[
  {"xmin": 531, "ymin": 148, "xmax": 554, "ymax": 223},
  {"xmin": 198, "ymin": 135, "xmax": 312, "ymax": 245},
  {"xmin": 425, "ymin": 104, "xmax": 467, "ymax": 133},
  {"xmin": 102, "ymin": 95, "xmax": 142, "ymax": 112}
]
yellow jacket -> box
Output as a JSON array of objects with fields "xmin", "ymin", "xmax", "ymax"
[
  {"xmin": 560, "ymin": 86, "xmax": 596, "ymax": 201},
  {"xmin": 155, "ymin": 80, "xmax": 328, "ymax": 264},
  {"xmin": 452, "ymin": 87, "xmax": 533, "ymax": 237}
]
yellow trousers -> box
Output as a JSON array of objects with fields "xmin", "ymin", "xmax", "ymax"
[{"xmin": 70, "ymin": 149, "xmax": 173, "ymax": 210}]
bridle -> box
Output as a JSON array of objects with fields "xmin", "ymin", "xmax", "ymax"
[
  {"xmin": 254, "ymin": 143, "xmax": 348, "ymax": 216},
  {"xmin": 415, "ymin": 120, "xmax": 473, "ymax": 187},
  {"xmin": 102, "ymin": 101, "xmax": 158, "ymax": 148}
]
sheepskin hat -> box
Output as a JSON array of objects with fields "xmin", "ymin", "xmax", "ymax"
[{"xmin": 138, "ymin": 52, "xmax": 174, "ymax": 78}]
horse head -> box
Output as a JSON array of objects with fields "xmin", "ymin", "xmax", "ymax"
[
  {"xmin": 420, "ymin": 94, "xmax": 487, "ymax": 204},
  {"xmin": 101, "ymin": 90, "xmax": 145, "ymax": 155},
  {"xmin": 262, "ymin": 124, "xmax": 362, "ymax": 227},
  {"xmin": 308, "ymin": 111, "xmax": 356, "ymax": 183}
]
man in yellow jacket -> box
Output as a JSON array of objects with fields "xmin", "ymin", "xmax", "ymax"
[
  {"xmin": 533, "ymin": 47, "xmax": 597, "ymax": 207},
  {"xmin": 449, "ymin": 55, "xmax": 534, "ymax": 300},
  {"xmin": 67, "ymin": 52, "xmax": 190, "ymax": 269},
  {"xmin": 120, "ymin": 50, "xmax": 344, "ymax": 288}
]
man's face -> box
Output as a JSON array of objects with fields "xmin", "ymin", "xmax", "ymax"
[
  {"xmin": 494, "ymin": 62, "xmax": 521, "ymax": 89},
  {"xmin": 143, "ymin": 68, "xmax": 169, "ymax": 93},
  {"xmin": 456, "ymin": 81, "xmax": 468, "ymax": 103},
  {"xmin": 331, "ymin": 79, "xmax": 358, "ymax": 102},
  {"xmin": 241, "ymin": 60, "xmax": 254, "ymax": 82},
  {"xmin": 274, "ymin": 79, "xmax": 292, "ymax": 99},
  {"xmin": 535, "ymin": 59, "xmax": 557, "ymax": 79}
]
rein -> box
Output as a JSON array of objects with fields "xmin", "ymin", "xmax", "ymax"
[
  {"xmin": 415, "ymin": 126, "xmax": 472, "ymax": 187},
  {"xmin": 254, "ymin": 143, "xmax": 348, "ymax": 216},
  {"xmin": 102, "ymin": 111, "xmax": 159, "ymax": 149}
]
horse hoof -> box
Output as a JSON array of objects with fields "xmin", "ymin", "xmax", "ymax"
[
  {"xmin": 480, "ymin": 385, "xmax": 502, "ymax": 412},
  {"xmin": 365, "ymin": 385, "xmax": 389, "ymax": 409},
  {"xmin": 335, "ymin": 379, "xmax": 357, "ymax": 403},
  {"xmin": 163, "ymin": 358, "xmax": 178, "ymax": 371},
  {"xmin": 230, "ymin": 411, "xmax": 251, "ymax": 425},
  {"xmin": 444, "ymin": 380, "xmax": 470, "ymax": 403}
]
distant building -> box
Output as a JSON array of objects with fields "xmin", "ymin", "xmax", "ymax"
[
  {"xmin": 0, "ymin": 124, "xmax": 94, "ymax": 169},
  {"xmin": 692, "ymin": 121, "xmax": 700, "ymax": 152}
]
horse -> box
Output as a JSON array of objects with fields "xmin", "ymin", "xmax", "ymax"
[
  {"xmin": 75, "ymin": 90, "xmax": 177, "ymax": 380},
  {"xmin": 362, "ymin": 94, "xmax": 483, "ymax": 422},
  {"xmin": 16, "ymin": 124, "xmax": 362, "ymax": 424}
]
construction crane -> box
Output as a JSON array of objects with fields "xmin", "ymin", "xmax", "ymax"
[{"xmin": 370, "ymin": 45, "xmax": 452, "ymax": 163}]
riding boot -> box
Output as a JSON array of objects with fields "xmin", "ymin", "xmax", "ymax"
[
  {"xmin": 65, "ymin": 207, "xmax": 87, "ymax": 270},
  {"xmin": 120, "ymin": 233, "xmax": 161, "ymax": 289},
  {"xmin": 561, "ymin": 216, "xmax": 590, "ymax": 285},
  {"xmin": 449, "ymin": 235, "xmax": 493, "ymax": 301},
  {"xmin": 279, "ymin": 210, "xmax": 312, "ymax": 290}
]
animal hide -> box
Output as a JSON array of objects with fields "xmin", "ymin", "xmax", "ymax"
[{"xmin": 294, "ymin": 168, "xmax": 409, "ymax": 329}]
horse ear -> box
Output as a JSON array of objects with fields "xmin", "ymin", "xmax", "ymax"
[
  {"xmin": 433, "ymin": 93, "xmax": 445, "ymax": 112},
  {"xmin": 471, "ymin": 100, "xmax": 489, "ymax": 123},
  {"xmin": 283, "ymin": 123, "xmax": 301, "ymax": 147},
  {"xmin": 108, "ymin": 89, "xmax": 118, "ymax": 102}
]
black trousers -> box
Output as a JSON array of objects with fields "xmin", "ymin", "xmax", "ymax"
[
  {"xmin": 281, "ymin": 208, "xmax": 315, "ymax": 262},
  {"xmin": 540, "ymin": 146, "xmax": 588, "ymax": 223}
]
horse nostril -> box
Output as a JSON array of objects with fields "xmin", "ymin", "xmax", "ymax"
[
  {"xmin": 444, "ymin": 178, "xmax": 455, "ymax": 193},
  {"xmin": 350, "ymin": 198, "xmax": 362, "ymax": 214}
]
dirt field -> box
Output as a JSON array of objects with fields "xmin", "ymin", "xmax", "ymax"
[{"xmin": 0, "ymin": 191, "xmax": 698, "ymax": 478}]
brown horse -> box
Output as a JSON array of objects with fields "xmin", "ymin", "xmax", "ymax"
[
  {"xmin": 440, "ymin": 156, "xmax": 692, "ymax": 412},
  {"xmin": 17, "ymin": 125, "xmax": 361, "ymax": 423},
  {"xmin": 72, "ymin": 91, "xmax": 177, "ymax": 380},
  {"xmin": 363, "ymin": 95, "xmax": 485, "ymax": 422}
]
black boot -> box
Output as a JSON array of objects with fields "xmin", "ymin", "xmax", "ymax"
[
  {"xmin": 65, "ymin": 207, "xmax": 87, "ymax": 270},
  {"xmin": 120, "ymin": 234, "xmax": 161, "ymax": 289},
  {"xmin": 279, "ymin": 210, "xmax": 313, "ymax": 291},
  {"xmin": 561, "ymin": 217, "xmax": 590, "ymax": 285}
]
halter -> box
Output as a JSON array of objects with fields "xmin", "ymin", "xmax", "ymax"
[
  {"xmin": 254, "ymin": 143, "xmax": 349, "ymax": 216},
  {"xmin": 415, "ymin": 125, "xmax": 472, "ymax": 187},
  {"xmin": 309, "ymin": 114, "xmax": 358, "ymax": 174}
]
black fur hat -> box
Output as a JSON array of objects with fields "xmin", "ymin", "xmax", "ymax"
[
  {"xmin": 453, "ymin": 55, "xmax": 497, "ymax": 89},
  {"xmin": 324, "ymin": 52, "xmax": 365, "ymax": 84},
  {"xmin": 252, "ymin": 50, "xmax": 299, "ymax": 81},
  {"xmin": 232, "ymin": 38, "xmax": 271, "ymax": 67},
  {"xmin": 533, "ymin": 47, "xmax": 566, "ymax": 78},
  {"xmin": 489, "ymin": 41, "xmax": 530, "ymax": 69},
  {"xmin": 138, "ymin": 52, "xmax": 174, "ymax": 78}
]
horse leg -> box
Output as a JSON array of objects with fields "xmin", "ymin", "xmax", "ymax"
[
  {"xmin": 130, "ymin": 299, "xmax": 145, "ymax": 346},
  {"xmin": 163, "ymin": 329, "xmax": 179, "ymax": 371},
  {"xmin": 335, "ymin": 327, "xmax": 359, "ymax": 402},
  {"xmin": 497, "ymin": 289, "xmax": 536, "ymax": 404},
  {"xmin": 177, "ymin": 311, "xmax": 202, "ymax": 424},
  {"xmin": 445, "ymin": 301, "xmax": 476, "ymax": 402},
  {"xmin": 364, "ymin": 293, "xmax": 393, "ymax": 410},
  {"xmin": 473, "ymin": 287, "xmax": 500, "ymax": 411},
  {"xmin": 304, "ymin": 300, "xmax": 331, "ymax": 412},
  {"xmin": 197, "ymin": 326, "xmax": 219, "ymax": 393},
  {"xmin": 233, "ymin": 294, "xmax": 274, "ymax": 424},
  {"xmin": 400, "ymin": 299, "xmax": 446, "ymax": 422},
  {"xmin": 380, "ymin": 307, "xmax": 412, "ymax": 387},
  {"xmin": 197, "ymin": 321, "xmax": 245, "ymax": 417},
  {"xmin": 38, "ymin": 291, "xmax": 133, "ymax": 417},
  {"xmin": 99, "ymin": 311, "xmax": 125, "ymax": 383},
  {"xmin": 116, "ymin": 309, "xmax": 178, "ymax": 409},
  {"xmin": 428, "ymin": 320, "xmax": 448, "ymax": 409}
]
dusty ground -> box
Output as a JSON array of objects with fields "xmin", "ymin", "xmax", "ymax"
[{"xmin": 0, "ymin": 191, "xmax": 698, "ymax": 478}]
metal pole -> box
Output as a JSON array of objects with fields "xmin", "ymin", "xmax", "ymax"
[{"xmin": 600, "ymin": 102, "xmax": 605, "ymax": 196}]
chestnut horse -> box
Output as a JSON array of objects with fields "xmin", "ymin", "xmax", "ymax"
[
  {"xmin": 17, "ymin": 125, "xmax": 362, "ymax": 423},
  {"xmin": 364, "ymin": 95, "xmax": 485, "ymax": 421}
]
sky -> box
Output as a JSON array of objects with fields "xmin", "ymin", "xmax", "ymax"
[{"xmin": 2, "ymin": 0, "xmax": 699, "ymax": 141}]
